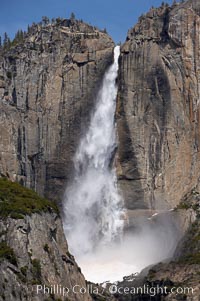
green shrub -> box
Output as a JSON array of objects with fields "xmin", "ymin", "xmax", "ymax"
[
  {"xmin": 148, "ymin": 268, "xmax": 156, "ymax": 279},
  {"xmin": 10, "ymin": 213, "xmax": 24, "ymax": 219},
  {"xmin": 176, "ymin": 202, "xmax": 191, "ymax": 210},
  {"xmin": 0, "ymin": 178, "xmax": 58, "ymax": 219},
  {"xmin": 179, "ymin": 252, "xmax": 200, "ymax": 264},
  {"xmin": 43, "ymin": 244, "xmax": 50, "ymax": 253},
  {"xmin": 31, "ymin": 258, "xmax": 42, "ymax": 284},
  {"xmin": 20, "ymin": 265, "xmax": 28, "ymax": 276},
  {"xmin": 0, "ymin": 242, "xmax": 17, "ymax": 265}
]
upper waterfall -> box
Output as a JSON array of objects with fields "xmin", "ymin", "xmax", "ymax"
[{"xmin": 63, "ymin": 45, "xmax": 124, "ymax": 256}]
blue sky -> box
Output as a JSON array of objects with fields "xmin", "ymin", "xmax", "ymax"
[{"xmin": 0, "ymin": 0, "xmax": 174, "ymax": 43}]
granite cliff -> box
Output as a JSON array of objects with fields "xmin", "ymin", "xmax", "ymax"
[
  {"xmin": 0, "ymin": 18, "xmax": 114, "ymax": 301},
  {"xmin": 117, "ymin": 0, "xmax": 200, "ymax": 211},
  {"xmin": 0, "ymin": 18, "xmax": 114, "ymax": 202},
  {"xmin": 0, "ymin": 178, "xmax": 92, "ymax": 301},
  {"xmin": 115, "ymin": 0, "xmax": 200, "ymax": 300}
]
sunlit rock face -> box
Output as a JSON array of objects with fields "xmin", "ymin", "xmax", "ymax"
[
  {"xmin": 117, "ymin": 0, "xmax": 200, "ymax": 211},
  {"xmin": 114, "ymin": 2, "xmax": 200, "ymax": 299},
  {"xmin": 0, "ymin": 19, "xmax": 114, "ymax": 202},
  {"xmin": 0, "ymin": 179, "xmax": 92, "ymax": 301},
  {"xmin": 0, "ymin": 213, "xmax": 93, "ymax": 301}
]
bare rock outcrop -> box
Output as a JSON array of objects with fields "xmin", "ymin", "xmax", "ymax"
[
  {"xmin": 115, "ymin": 1, "xmax": 200, "ymax": 300},
  {"xmin": 0, "ymin": 178, "xmax": 92, "ymax": 301},
  {"xmin": 117, "ymin": 0, "xmax": 200, "ymax": 211},
  {"xmin": 0, "ymin": 19, "xmax": 114, "ymax": 201}
]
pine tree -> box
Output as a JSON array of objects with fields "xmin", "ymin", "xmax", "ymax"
[
  {"xmin": 12, "ymin": 30, "xmax": 24, "ymax": 46},
  {"xmin": 56, "ymin": 17, "xmax": 62, "ymax": 24},
  {"xmin": 3, "ymin": 32, "xmax": 8, "ymax": 45},
  {"xmin": 42, "ymin": 16, "xmax": 50, "ymax": 26},
  {"xmin": 3, "ymin": 32, "xmax": 11, "ymax": 49},
  {"xmin": 70, "ymin": 12, "xmax": 76, "ymax": 21}
]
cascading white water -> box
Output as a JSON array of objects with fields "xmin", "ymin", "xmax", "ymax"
[
  {"xmin": 62, "ymin": 45, "xmax": 180, "ymax": 283},
  {"xmin": 63, "ymin": 45, "xmax": 124, "ymax": 256}
]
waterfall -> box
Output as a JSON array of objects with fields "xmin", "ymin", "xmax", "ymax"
[
  {"xmin": 63, "ymin": 45, "xmax": 124, "ymax": 256},
  {"xmin": 62, "ymin": 46, "xmax": 181, "ymax": 284}
]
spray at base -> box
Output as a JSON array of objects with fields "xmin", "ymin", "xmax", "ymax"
[
  {"xmin": 77, "ymin": 216, "xmax": 180, "ymax": 283},
  {"xmin": 63, "ymin": 45, "xmax": 180, "ymax": 284}
]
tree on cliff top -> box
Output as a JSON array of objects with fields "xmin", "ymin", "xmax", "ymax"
[
  {"xmin": 12, "ymin": 30, "xmax": 25, "ymax": 46},
  {"xmin": 3, "ymin": 33, "xmax": 11, "ymax": 49},
  {"xmin": 70, "ymin": 12, "xmax": 76, "ymax": 21},
  {"xmin": 42, "ymin": 16, "xmax": 50, "ymax": 26}
]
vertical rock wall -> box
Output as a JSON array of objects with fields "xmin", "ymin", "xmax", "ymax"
[
  {"xmin": 0, "ymin": 20, "xmax": 114, "ymax": 201},
  {"xmin": 117, "ymin": 0, "xmax": 200, "ymax": 210}
]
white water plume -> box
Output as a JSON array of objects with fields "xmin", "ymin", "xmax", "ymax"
[
  {"xmin": 62, "ymin": 45, "xmax": 181, "ymax": 284},
  {"xmin": 78, "ymin": 215, "xmax": 181, "ymax": 283},
  {"xmin": 63, "ymin": 45, "xmax": 124, "ymax": 256}
]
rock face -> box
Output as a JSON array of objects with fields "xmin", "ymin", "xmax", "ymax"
[
  {"xmin": 0, "ymin": 178, "xmax": 92, "ymax": 301},
  {"xmin": 114, "ymin": 189, "xmax": 200, "ymax": 301},
  {"xmin": 114, "ymin": 1, "xmax": 200, "ymax": 300},
  {"xmin": 0, "ymin": 214, "xmax": 92, "ymax": 301},
  {"xmin": 0, "ymin": 19, "xmax": 114, "ymax": 201},
  {"xmin": 117, "ymin": 0, "xmax": 200, "ymax": 211}
]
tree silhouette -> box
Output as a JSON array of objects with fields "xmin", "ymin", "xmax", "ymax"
[
  {"xmin": 3, "ymin": 32, "xmax": 11, "ymax": 48},
  {"xmin": 42, "ymin": 16, "xmax": 50, "ymax": 26},
  {"xmin": 70, "ymin": 12, "xmax": 76, "ymax": 21},
  {"xmin": 13, "ymin": 30, "xmax": 24, "ymax": 44}
]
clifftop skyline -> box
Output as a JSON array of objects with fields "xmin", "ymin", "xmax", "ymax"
[{"xmin": 0, "ymin": 0, "xmax": 174, "ymax": 43}]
